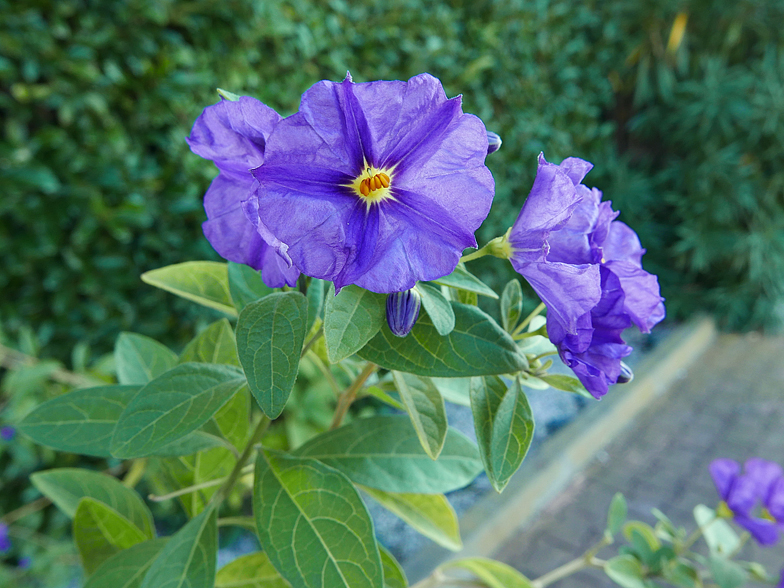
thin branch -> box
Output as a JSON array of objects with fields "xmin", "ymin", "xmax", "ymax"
[
  {"xmin": 0, "ymin": 343, "xmax": 102, "ymax": 388},
  {"xmin": 512, "ymin": 302, "xmax": 546, "ymax": 337},
  {"xmin": 211, "ymin": 416, "xmax": 270, "ymax": 506},
  {"xmin": 330, "ymin": 362, "xmax": 377, "ymax": 430},
  {"xmin": 301, "ymin": 325, "xmax": 324, "ymax": 358},
  {"xmin": 147, "ymin": 463, "xmax": 255, "ymax": 502}
]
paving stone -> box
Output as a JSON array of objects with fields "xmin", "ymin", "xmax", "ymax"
[{"xmin": 490, "ymin": 334, "xmax": 784, "ymax": 584}]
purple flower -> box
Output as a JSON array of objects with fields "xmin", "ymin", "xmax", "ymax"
[
  {"xmin": 745, "ymin": 458, "xmax": 784, "ymax": 529},
  {"xmin": 386, "ymin": 289, "xmax": 422, "ymax": 337},
  {"xmin": 508, "ymin": 154, "xmax": 664, "ymax": 398},
  {"xmin": 247, "ymin": 73, "xmax": 495, "ymax": 293},
  {"xmin": 0, "ymin": 523, "xmax": 10, "ymax": 553},
  {"xmin": 0, "ymin": 426, "xmax": 15, "ymax": 441},
  {"xmin": 710, "ymin": 458, "xmax": 780, "ymax": 546},
  {"xmin": 187, "ymin": 96, "xmax": 300, "ymax": 288},
  {"xmin": 18, "ymin": 556, "xmax": 31, "ymax": 569}
]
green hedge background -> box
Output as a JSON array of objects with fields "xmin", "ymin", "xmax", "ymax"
[{"xmin": 3, "ymin": 0, "xmax": 784, "ymax": 362}]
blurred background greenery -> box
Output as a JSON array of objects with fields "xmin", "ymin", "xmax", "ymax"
[{"xmin": 2, "ymin": 0, "xmax": 784, "ymax": 582}]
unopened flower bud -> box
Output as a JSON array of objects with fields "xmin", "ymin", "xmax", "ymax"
[
  {"xmin": 487, "ymin": 131, "xmax": 502, "ymax": 155},
  {"xmin": 616, "ymin": 361, "xmax": 634, "ymax": 384},
  {"xmin": 386, "ymin": 289, "xmax": 421, "ymax": 337}
]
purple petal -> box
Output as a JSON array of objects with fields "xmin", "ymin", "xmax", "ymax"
[
  {"xmin": 515, "ymin": 261, "xmax": 601, "ymax": 337},
  {"xmin": 727, "ymin": 474, "xmax": 760, "ymax": 515},
  {"xmin": 604, "ymin": 260, "xmax": 665, "ymax": 333},
  {"xmin": 778, "ymin": 569, "xmax": 784, "ymax": 588},
  {"xmin": 710, "ymin": 459, "xmax": 741, "ymax": 502},
  {"xmin": 734, "ymin": 514, "xmax": 780, "ymax": 546},
  {"xmin": 745, "ymin": 458, "xmax": 783, "ymax": 498},
  {"xmin": 558, "ymin": 156, "xmax": 594, "ymax": 185},
  {"xmin": 767, "ymin": 477, "xmax": 784, "ymax": 521},
  {"xmin": 603, "ymin": 221, "xmax": 645, "ymax": 267},
  {"xmin": 187, "ymin": 96, "xmax": 280, "ymax": 170}
]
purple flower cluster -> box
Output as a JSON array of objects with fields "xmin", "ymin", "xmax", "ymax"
[
  {"xmin": 189, "ymin": 73, "xmax": 494, "ymax": 293},
  {"xmin": 508, "ymin": 154, "xmax": 665, "ymax": 398},
  {"xmin": 710, "ymin": 458, "xmax": 784, "ymax": 546},
  {"xmin": 0, "ymin": 522, "xmax": 10, "ymax": 553}
]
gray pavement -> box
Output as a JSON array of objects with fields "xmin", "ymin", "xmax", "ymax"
[{"xmin": 493, "ymin": 333, "xmax": 784, "ymax": 586}]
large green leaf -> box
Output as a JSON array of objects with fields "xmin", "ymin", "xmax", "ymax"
[
  {"xmin": 324, "ymin": 284, "xmax": 387, "ymax": 363},
  {"xmin": 360, "ymin": 486, "xmax": 461, "ymax": 551},
  {"xmin": 111, "ymin": 363, "xmax": 245, "ymax": 458},
  {"xmin": 538, "ymin": 374, "xmax": 593, "ymax": 399},
  {"xmin": 18, "ymin": 385, "xmax": 140, "ymax": 457},
  {"xmin": 180, "ymin": 318, "xmax": 240, "ymax": 367},
  {"xmin": 417, "ymin": 283, "xmax": 455, "ymax": 336},
  {"xmin": 500, "ymin": 279, "xmax": 523, "ymax": 332},
  {"xmin": 379, "ymin": 546, "xmax": 407, "ymax": 588},
  {"xmin": 294, "ymin": 415, "xmax": 482, "ymax": 494},
  {"xmin": 141, "ymin": 505, "xmax": 217, "ymax": 588},
  {"xmin": 236, "ymin": 292, "xmax": 308, "ymax": 419},
  {"xmin": 30, "ymin": 468, "xmax": 154, "ymax": 537},
  {"xmin": 392, "ymin": 372, "xmax": 447, "ymax": 460},
  {"xmin": 253, "ymin": 451, "xmax": 383, "ymax": 588},
  {"xmin": 215, "ymin": 552, "xmax": 291, "ymax": 588},
  {"xmin": 357, "ymin": 303, "xmax": 527, "ymax": 377},
  {"xmin": 84, "ymin": 538, "xmax": 168, "ymax": 588},
  {"xmin": 228, "ymin": 261, "xmax": 275, "ymax": 312},
  {"xmin": 432, "ymin": 266, "xmax": 498, "ymax": 299},
  {"xmin": 142, "ymin": 261, "xmax": 236, "ymax": 316},
  {"xmin": 470, "ymin": 376, "xmax": 534, "ymax": 492},
  {"xmin": 115, "ymin": 333, "xmax": 178, "ymax": 385},
  {"xmin": 607, "ymin": 492, "xmax": 628, "ymax": 536},
  {"xmin": 439, "ymin": 558, "xmax": 533, "ymax": 588},
  {"xmin": 154, "ymin": 430, "xmax": 227, "ymax": 456},
  {"xmin": 74, "ymin": 498, "xmax": 149, "ymax": 575},
  {"xmin": 710, "ymin": 555, "xmax": 747, "ymax": 588}
]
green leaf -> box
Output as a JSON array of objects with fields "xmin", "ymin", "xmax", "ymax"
[
  {"xmin": 142, "ymin": 261, "xmax": 236, "ymax": 316},
  {"xmin": 306, "ymin": 278, "xmax": 326, "ymax": 335},
  {"xmin": 360, "ymin": 485, "xmax": 461, "ymax": 551},
  {"xmin": 217, "ymin": 88, "xmax": 242, "ymax": 101},
  {"xmin": 214, "ymin": 385, "xmax": 250, "ymax": 449},
  {"xmin": 607, "ymin": 493, "xmax": 628, "ymax": 536},
  {"xmin": 379, "ymin": 546, "xmax": 407, "ymax": 588},
  {"xmin": 469, "ymin": 376, "xmax": 534, "ymax": 493},
  {"xmin": 430, "ymin": 377, "xmax": 471, "ymax": 406},
  {"xmin": 84, "ymin": 538, "xmax": 168, "ymax": 588},
  {"xmin": 30, "ymin": 468, "xmax": 154, "ymax": 537},
  {"xmin": 433, "ymin": 266, "xmax": 498, "ymax": 299},
  {"xmin": 538, "ymin": 374, "xmax": 593, "ymax": 399},
  {"xmin": 360, "ymin": 386, "xmax": 405, "ymax": 411},
  {"xmin": 623, "ymin": 522, "xmax": 661, "ymax": 551},
  {"xmin": 154, "ymin": 430, "xmax": 228, "ymax": 456},
  {"xmin": 440, "ymin": 558, "xmax": 533, "ymax": 588},
  {"xmin": 417, "ymin": 283, "xmax": 455, "ymax": 336},
  {"xmin": 694, "ymin": 505, "xmax": 740, "ymax": 556},
  {"xmin": 18, "ymin": 385, "xmax": 140, "ymax": 457},
  {"xmin": 663, "ymin": 560, "xmax": 702, "ymax": 588},
  {"xmin": 358, "ymin": 303, "xmax": 527, "ymax": 377},
  {"xmin": 215, "ymin": 552, "xmax": 291, "ymax": 588},
  {"xmin": 141, "ymin": 505, "xmax": 217, "ymax": 588},
  {"xmin": 74, "ymin": 498, "xmax": 149, "ymax": 575},
  {"xmin": 392, "ymin": 372, "xmax": 447, "ymax": 459},
  {"xmin": 180, "ymin": 319, "xmax": 240, "ymax": 367},
  {"xmin": 228, "ymin": 261, "xmax": 275, "ymax": 312},
  {"xmin": 324, "ymin": 284, "xmax": 387, "ymax": 363},
  {"xmin": 115, "ymin": 333, "xmax": 178, "ymax": 385},
  {"xmin": 236, "ymin": 292, "xmax": 308, "ymax": 418},
  {"xmin": 604, "ymin": 555, "xmax": 647, "ymax": 588},
  {"xmin": 500, "ymin": 279, "xmax": 523, "ymax": 332},
  {"xmin": 111, "ymin": 363, "xmax": 245, "ymax": 458},
  {"xmin": 253, "ymin": 450, "xmax": 383, "ymax": 588},
  {"xmin": 295, "ymin": 415, "xmax": 482, "ymax": 494}
]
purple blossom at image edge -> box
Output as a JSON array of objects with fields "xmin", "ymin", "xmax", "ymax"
[{"xmin": 508, "ymin": 153, "xmax": 664, "ymax": 399}]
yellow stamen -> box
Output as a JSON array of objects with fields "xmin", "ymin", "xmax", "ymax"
[{"xmin": 348, "ymin": 163, "xmax": 396, "ymax": 207}]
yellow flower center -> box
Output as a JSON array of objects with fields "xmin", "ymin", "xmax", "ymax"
[{"xmin": 349, "ymin": 164, "xmax": 394, "ymax": 207}]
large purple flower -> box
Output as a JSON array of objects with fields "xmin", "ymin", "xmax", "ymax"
[
  {"xmin": 246, "ymin": 73, "xmax": 495, "ymax": 293},
  {"xmin": 508, "ymin": 154, "xmax": 664, "ymax": 398},
  {"xmin": 746, "ymin": 458, "xmax": 784, "ymax": 530},
  {"xmin": 710, "ymin": 458, "xmax": 781, "ymax": 546},
  {"xmin": 187, "ymin": 96, "xmax": 300, "ymax": 288}
]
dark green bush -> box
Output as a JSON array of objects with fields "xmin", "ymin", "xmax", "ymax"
[{"xmin": 2, "ymin": 0, "xmax": 783, "ymax": 365}]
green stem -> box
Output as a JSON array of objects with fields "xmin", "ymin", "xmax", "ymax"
[
  {"xmin": 308, "ymin": 350, "xmax": 342, "ymax": 397},
  {"xmin": 681, "ymin": 515, "xmax": 716, "ymax": 552},
  {"xmin": 211, "ymin": 416, "xmax": 270, "ymax": 506},
  {"xmin": 330, "ymin": 362, "xmax": 377, "ymax": 430},
  {"xmin": 512, "ymin": 302, "xmax": 546, "ymax": 336},
  {"xmin": 301, "ymin": 325, "xmax": 324, "ymax": 358},
  {"xmin": 0, "ymin": 343, "xmax": 102, "ymax": 388},
  {"xmin": 217, "ymin": 516, "xmax": 257, "ymax": 532},
  {"xmin": 147, "ymin": 463, "xmax": 255, "ymax": 502},
  {"xmin": 0, "ymin": 496, "xmax": 50, "ymax": 525}
]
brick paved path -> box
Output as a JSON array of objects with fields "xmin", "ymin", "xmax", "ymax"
[{"xmin": 493, "ymin": 334, "xmax": 784, "ymax": 586}]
